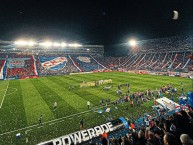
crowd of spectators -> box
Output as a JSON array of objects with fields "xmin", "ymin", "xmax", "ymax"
[
  {"xmin": 119, "ymin": 51, "xmax": 192, "ymax": 72},
  {"xmin": 75, "ymin": 82, "xmax": 193, "ymax": 145},
  {"xmin": 1, "ymin": 50, "xmax": 192, "ymax": 79},
  {"xmin": 1, "ymin": 34, "xmax": 193, "ymax": 78},
  {"xmin": 36, "ymin": 53, "xmax": 79, "ymax": 76},
  {"xmin": 132, "ymin": 34, "xmax": 192, "ymax": 53},
  {"xmin": 0, "ymin": 60, "xmax": 4, "ymax": 69},
  {"xmin": 6, "ymin": 54, "xmax": 37, "ymax": 78},
  {"xmin": 104, "ymin": 34, "xmax": 193, "ymax": 72},
  {"xmin": 93, "ymin": 56, "xmax": 128, "ymax": 69},
  {"xmin": 100, "ymin": 108, "xmax": 193, "ymax": 145},
  {"xmin": 87, "ymin": 102, "xmax": 193, "ymax": 145},
  {"xmin": 70, "ymin": 54, "xmax": 105, "ymax": 72},
  {"xmin": 0, "ymin": 53, "xmax": 7, "ymax": 71}
]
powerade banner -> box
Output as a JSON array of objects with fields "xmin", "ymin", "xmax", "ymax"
[
  {"xmin": 39, "ymin": 57, "xmax": 68, "ymax": 70},
  {"xmin": 37, "ymin": 117, "xmax": 128, "ymax": 145},
  {"xmin": 7, "ymin": 58, "xmax": 30, "ymax": 68}
]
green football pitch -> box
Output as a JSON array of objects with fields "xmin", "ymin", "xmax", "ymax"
[{"xmin": 0, "ymin": 72, "xmax": 192, "ymax": 145}]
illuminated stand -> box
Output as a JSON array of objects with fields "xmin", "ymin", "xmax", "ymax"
[{"xmin": 14, "ymin": 40, "xmax": 82, "ymax": 48}]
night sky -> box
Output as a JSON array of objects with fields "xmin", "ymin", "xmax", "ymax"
[{"xmin": 0, "ymin": 0, "xmax": 192, "ymax": 55}]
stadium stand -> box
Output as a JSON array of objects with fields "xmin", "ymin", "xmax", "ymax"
[
  {"xmin": 81, "ymin": 103, "xmax": 193, "ymax": 145},
  {"xmin": 69, "ymin": 54, "xmax": 106, "ymax": 72},
  {"xmin": 123, "ymin": 52, "xmax": 191, "ymax": 72},
  {"xmin": 118, "ymin": 34, "xmax": 192, "ymax": 72},
  {"xmin": 36, "ymin": 53, "xmax": 79, "ymax": 76},
  {"xmin": 5, "ymin": 54, "xmax": 38, "ymax": 79},
  {"xmin": 0, "ymin": 35, "xmax": 193, "ymax": 145},
  {"xmin": 82, "ymin": 88, "xmax": 193, "ymax": 145},
  {"xmin": 0, "ymin": 34, "xmax": 192, "ymax": 80},
  {"xmin": 92, "ymin": 55, "xmax": 128, "ymax": 69},
  {"xmin": 0, "ymin": 53, "xmax": 7, "ymax": 79}
]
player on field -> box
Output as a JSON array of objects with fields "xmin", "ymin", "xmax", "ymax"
[
  {"xmin": 87, "ymin": 101, "xmax": 90, "ymax": 109},
  {"xmin": 54, "ymin": 102, "xmax": 57, "ymax": 111},
  {"xmin": 80, "ymin": 119, "xmax": 84, "ymax": 130},
  {"xmin": 39, "ymin": 115, "xmax": 43, "ymax": 126}
]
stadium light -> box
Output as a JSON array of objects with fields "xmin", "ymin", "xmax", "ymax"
[
  {"xmin": 53, "ymin": 42, "xmax": 61, "ymax": 47},
  {"xmin": 68, "ymin": 43, "xmax": 82, "ymax": 47},
  {"xmin": 14, "ymin": 40, "xmax": 36, "ymax": 46},
  {"xmin": 87, "ymin": 49, "xmax": 90, "ymax": 51},
  {"xmin": 68, "ymin": 44, "xmax": 73, "ymax": 47},
  {"xmin": 14, "ymin": 40, "xmax": 83, "ymax": 48},
  {"xmin": 129, "ymin": 39, "xmax": 137, "ymax": 47},
  {"xmin": 14, "ymin": 41, "xmax": 28, "ymax": 45},
  {"xmin": 61, "ymin": 42, "xmax": 67, "ymax": 47},
  {"xmin": 27, "ymin": 41, "xmax": 36, "ymax": 46},
  {"xmin": 39, "ymin": 41, "xmax": 52, "ymax": 47}
]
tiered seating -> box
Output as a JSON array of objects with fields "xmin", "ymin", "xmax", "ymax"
[
  {"xmin": 123, "ymin": 51, "xmax": 192, "ymax": 72},
  {"xmin": 132, "ymin": 34, "xmax": 191, "ymax": 53},
  {"xmin": 92, "ymin": 56, "xmax": 128, "ymax": 69},
  {"xmin": 36, "ymin": 53, "xmax": 79, "ymax": 76},
  {"xmin": 69, "ymin": 54, "xmax": 105, "ymax": 71},
  {"xmin": 6, "ymin": 54, "xmax": 37, "ymax": 78},
  {"xmin": 0, "ymin": 35, "xmax": 192, "ymax": 79},
  {"xmin": 85, "ymin": 104, "xmax": 193, "ymax": 145},
  {"xmin": 0, "ymin": 53, "xmax": 7, "ymax": 79}
]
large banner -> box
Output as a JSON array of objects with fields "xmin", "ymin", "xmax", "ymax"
[
  {"xmin": 39, "ymin": 57, "xmax": 68, "ymax": 70},
  {"xmin": 80, "ymin": 79, "xmax": 112, "ymax": 88},
  {"xmin": 37, "ymin": 117, "xmax": 128, "ymax": 145},
  {"xmin": 0, "ymin": 60, "xmax": 6, "ymax": 79},
  {"xmin": 7, "ymin": 58, "xmax": 30, "ymax": 68},
  {"xmin": 76, "ymin": 56, "xmax": 91, "ymax": 63}
]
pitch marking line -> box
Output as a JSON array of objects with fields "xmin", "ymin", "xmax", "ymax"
[
  {"xmin": 0, "ymin": 105, "xmax": 107, "ymax": 136},
  {"xmin": 6, "ymin": 87, "xmax": 17, "ymax": 96},
  {"xmin": 25, "ymin": 129, "xmax": 32, "ymax": 134},
  {"xmin": 26, "ymin": 138, "xmax": 29, "ymax": 143},
  {"xmin": 0, "ymin": 81, "xmax": 9, "ymax": 109},
  {"xmin": 0, "ymin": 109, "xmax": 92, "ymax": 136},
  {"xmin": 58, "ymin": 120, "xmax": 65, "ymax": 123},
  {"xmin": 37, "ymin": 126, "xmax": 43, "ymax": 129}
]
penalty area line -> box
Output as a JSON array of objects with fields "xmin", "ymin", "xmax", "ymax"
[{"xmin": 0, "ymin": 81, "xmax": 9, "ymax": 109}]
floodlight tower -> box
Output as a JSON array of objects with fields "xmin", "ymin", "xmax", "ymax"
[
  {"xmin": 129, "ymin": 39, "xmax": 137, "ymax": 47},
  {"xmin": 128, "ymin": 39, "xmax": 138, "ymax": 56}
]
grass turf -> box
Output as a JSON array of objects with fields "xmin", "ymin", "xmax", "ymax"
[{"xmin": 0, "ymin": 72, "xmax": 192, "ymax": 145}]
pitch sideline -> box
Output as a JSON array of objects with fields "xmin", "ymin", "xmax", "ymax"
[
  {"xmin": 0, "ymin": 109, "xmax": 92, "ymax": 136},
  {"xmin": 0, "ymin": 81, "xmax": 9, "ymax": 109}
]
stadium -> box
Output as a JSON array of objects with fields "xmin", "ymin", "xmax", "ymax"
[
  {"xmin": 0, "ymin": 34, "xmax": 193, "ymax": 145},
  {"xmin": 0, "ymin": 1, "xmax": 193, "ymax": 145}
]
